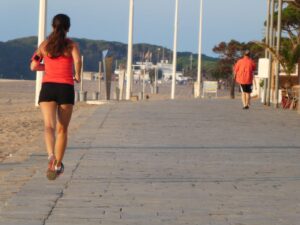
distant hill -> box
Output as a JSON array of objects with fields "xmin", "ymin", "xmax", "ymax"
[{"xmin": 0, "ymin": 37, "xmax": 218, "ymax": 80}]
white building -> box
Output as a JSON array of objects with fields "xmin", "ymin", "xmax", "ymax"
[
  {"xmin": 114, "ymin": 60, "xmax": 186, "ymax": 82},
  {"xmin": 157, "ymin": 60, "xmax": 183, "ymax": 81}
]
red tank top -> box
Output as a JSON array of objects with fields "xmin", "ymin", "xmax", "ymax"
[{"xmin": 43, "ymin": 55, "xmax": 74, "ymax": 85}]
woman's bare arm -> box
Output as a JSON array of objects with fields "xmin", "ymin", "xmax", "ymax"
[
  {"xmin": 71, "ymin": 42, "xmax": 82, "ymax": 83},
  {"xmin": 30, "ymin": 42, "xmax": 46, "ymax": 71}
]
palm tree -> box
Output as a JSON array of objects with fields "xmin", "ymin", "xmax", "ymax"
[
  {"xmin": 291, "ymin": 0, "xmax": 300, "ymax": 8},
  {"xmin": 258, "ymin": 2, "xmax": 300, "ymax": 86}
]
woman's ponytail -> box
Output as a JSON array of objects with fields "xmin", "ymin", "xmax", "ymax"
[{"xmin": 45, "ymin": 14, "xmax": 71, "ymax": 58}]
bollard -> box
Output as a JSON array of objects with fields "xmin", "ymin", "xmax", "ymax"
[
  {"xmin": 298, "ymin": 89, "xmax": 300, "ymax": 114},
  {"xmin": 138, "ymin": 92, "xmax": 143, "ymax": 100},
  {"xmin": 79, "ymin": 91, "xmax": 87, "ymax": 102},
  {"xmin": 150, "ymin": 85, "xmax": 159, "ymax": 94},
  {"xmin": 92, "ymin": 91, "xmax": 99, "ymax": 100},
  {"xmin": 115, "ymin": 87, "xmax": 120, "ymax": 101},
  {"xmin": 74, "ymin": 91, "xmax": 80, "ymax": 102},
  {"xmin": 150, "ymin": 85, "xmax": 154, "ymax": 94}
]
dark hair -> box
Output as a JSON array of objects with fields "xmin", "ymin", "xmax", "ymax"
[
  {"xmin": 244, "ymin": 50, "xmax": 250, "ymax": 57},
  {"xmin": 46, "ymin": 14, "xmax": 71, "ymax": 58}
]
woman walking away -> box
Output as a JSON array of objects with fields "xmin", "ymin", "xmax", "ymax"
[{"xmin": 30, "ymin": 14, "xmax": 82, "ymax": 180}]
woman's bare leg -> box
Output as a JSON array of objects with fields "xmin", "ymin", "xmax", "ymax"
[
  {"xmin": 55, "ymin": 104, "xmax": 73, "ymax": 167},
  {"xmin": 40, "ymin": 102, "xmax": 57, "ymax": 158}
]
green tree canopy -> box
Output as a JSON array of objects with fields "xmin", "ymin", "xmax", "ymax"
[{"xmin": 212, "ymin": 40, "xmax": 263, "ymax": 80}]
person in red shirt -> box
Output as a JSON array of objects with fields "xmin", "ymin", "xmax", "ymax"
[
  {"xmin": 30, "ymin": 14, "xmax": 82, "ymax": 180},
  {"xmin": 233, "ymin": 50, "xmax": 256, "ymax": 109}
]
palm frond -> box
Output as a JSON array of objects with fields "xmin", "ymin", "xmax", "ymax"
[
  {"xmin": 254, "ymin": 41, "xmax": 288, "ymax": 74},
  {"xmin": 291, "ymin": 0, "xmax": 300, "ymax": 8}
]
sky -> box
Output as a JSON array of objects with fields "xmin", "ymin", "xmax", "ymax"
[{"xmin": 0, "ymin": 0, "xmax": 267, "ymax": 56}]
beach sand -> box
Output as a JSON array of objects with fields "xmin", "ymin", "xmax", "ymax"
[
  {"xmin": 0, "ymin": 80, "xmax": 42, "ymax": 162},
  {"xmin": 0, "ymin": 79, "xmax": 99, "ymax": 163},
  {"xmin": 0, "ymin": 79, "xmax": 100, "ymax": 207}
]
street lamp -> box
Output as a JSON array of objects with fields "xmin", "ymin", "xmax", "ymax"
[
  {"xmin": 35, "ymin": 0, "xmax": 47, "ymax": 106},
  {"xmin": 265, "ymin": 0, "xmax": 271, "ymax": 58},
  {"xmin": 266, "ymin": 0, "xmax": 275, "ymax": 106},
  {"xmin": 195, "ymin": 0, "xmax": 203, "ymax": 98},
  {"xmin": 274, "ymin": 0, "xmax": 283, "ymax": 107},
  {"xmin": 171, "ymin": 0, "xmax": 179, "ymax": 100},
  {"xmin": 126, "ymin": 0, "xmax": 134, "ymax": 100}
]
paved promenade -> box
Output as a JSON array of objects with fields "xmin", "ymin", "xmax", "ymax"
[{"xmin": 1, "ymin": 99, "xmax": 300, "ymax": 225}]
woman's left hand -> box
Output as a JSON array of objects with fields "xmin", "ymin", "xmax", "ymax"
[{"xmin": 74, "ymin": 74, "xmax": 81, "ymax": 83}]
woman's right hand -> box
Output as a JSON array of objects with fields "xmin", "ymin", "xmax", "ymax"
[{"xmin": 71, "ymin": 42, "xmax": 82, "ymax": 83}]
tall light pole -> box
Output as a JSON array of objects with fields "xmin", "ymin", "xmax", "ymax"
[
  {"xmin": 265, "ymin": 0, "xmax": 271, "ymax": 58},
  {"xmin": 171, "ymin": 0, "xmax": 179, "ymax": 99},
  {"xmin": 266, "ymin": 0, "xmax": 275, "ymax": 106},
  {"xmin": 126, "ymin": 0, "xmax": 134, "ymax": 100},
  {"xmin": 35, "ymin": 0, "xmax": 47, "ymax": 106},
  {"xmin": 196, "ymin": 0, "xmax": 203, "ymax": 98},
  {"xmin": 190, "ymin": 54, "xmax": 193, "ymax": 71},
  {"xmin": 263, "ymin": 0, "xmax": 271, "ymax": 105},
  {"xmin": 80, "ymin": 56, "xmax": 84, "ymax": 92},
  {"xmin": 274, "ymin": 0, "xmax": 283, "ymax": 107}
]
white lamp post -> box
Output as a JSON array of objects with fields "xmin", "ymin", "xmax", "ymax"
[
  {"xmin": 126, "ymin": 0, "xmax": 134, "ymax": 100},
  {"xmin": 35, "ymin": 0, "xmax": 47, "ymax": 106},
  {"xmin": 171, "ymin": 0, "xmax": 179, "ymax": 100},
  {"xmin": 274, "ymin": 0, "xmax": 283, "ymax": 107},
  {"xmin": 195, "ymin": 0, "xmax": 203, "ymax": 98},
  {"xmin": 266, "ymin": 0, "xmax": 275, "ymax": 106}
]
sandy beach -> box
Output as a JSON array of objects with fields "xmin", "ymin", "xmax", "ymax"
[
  {"xmin": 0, "ymin": 79, "xmax": 100, "ymax": 207},
  {"xmin": 0, "ymin": 79, "xmax": 100, "ymax": 163},
  {"xmin": 0, "ymin": 80, "xmax": 41, "ymax": 162}
]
